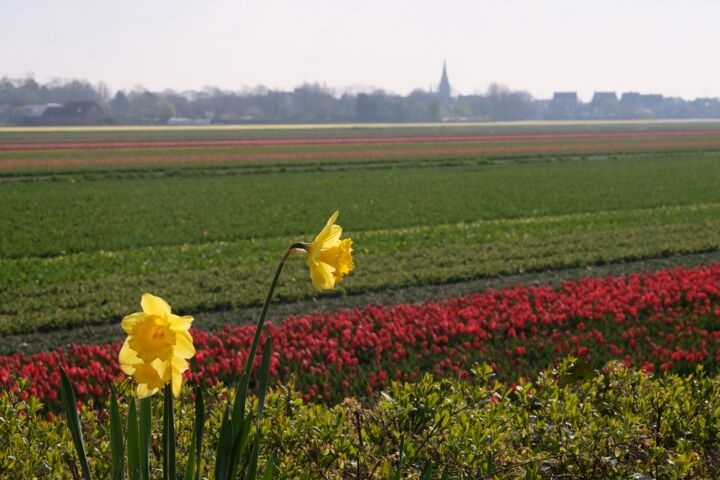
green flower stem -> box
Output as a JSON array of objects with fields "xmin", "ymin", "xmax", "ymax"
[
  {"xmin": 163, "ymin": 384, "xmax": 176, "ymax": 480},
  {"xmin": 241, "ymin": 243, "xmax": 304, "ymax": 384}
]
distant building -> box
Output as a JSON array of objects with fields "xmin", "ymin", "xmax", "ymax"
[
  {"xmin": 620, "ymin": 92, "xmax": 641, "ymax": 107},
  {"xmin": 438, "ymin": 61, "xmax": 452, "ymax": 106},
  {"xmin": 591, "ymin": 92, "xmax": 618, "ymax": 105},
  {"xmin": 22, "ymin": 104, "xmax": 52, "ymax": 118},
  {"xmin": 546, "ymin": 92, "xmax": 579, "ymax": 119},
  {"xmin": 17, "ymin": 104, "xmax": 53, "ymax": 125},
  {"xmin": 639, "ymin": 94, "xmax": 663, "ymax": 109},
  {"xmin": 552, "ymin": 92, "xmax": 578, "ymax": 104},
  {"xmin": 620, "ymin": 92, "xmax": 664, "ymax": 117},
  {"xmin": 37, "ymin": 101, "xmax": 109, "ymax": 125},
  {"xmin": 590, "ymin": 92, "xmax": 619, "ymax": 118}
]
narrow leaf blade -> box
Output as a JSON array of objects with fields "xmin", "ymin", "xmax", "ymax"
[
  {"xmin": 244, "ymin": 439, "xmax": 260, "ymax": 480},
  {"xmin": 214, "ymin": 401, "xmax": 233, "ymax": 480},
  {"xmin": 60, "ymin": 367, "xmax": 93, "ymax": 480},
  {"xmin": 261, "ymin": 452, "xmax": 276, "ymax": 480},
  {"xmin": 163, "ymin": 384, "xmax": 177, "ymax": 480},
  {"xmin": 109, "ymin": 387, "xmax": 125, "ymax": 480},
  {"xmin": 139, "ymin": 397, "xmax": 152, "ymax": 480},
  {"xmin": 194, "ymin": 387, "xmax": 205, "ymax": 480},
  {"xmin": 420, "ymin": 460, "xmax": 433, "ymax": 480},
  {"xmin": 256, "ymin": 340, "xmax": 273, "ymax": 425},
  {"xmin": 127, "ymin": 400, "xmax": 141, "ymax": 480}
]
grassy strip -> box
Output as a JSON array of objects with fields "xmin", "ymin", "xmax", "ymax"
[
  {"xmin": 3, "ymin": 152, "xmax": 720, "ymax": 258},
  {"xmin": 2, "ymin": 206, "xmax": 719, "ymax": 335}
]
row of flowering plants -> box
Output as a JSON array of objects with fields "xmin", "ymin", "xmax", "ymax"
[{"xmin": 3, "ymin": 262, "xmax": 720, "ymax": 410}]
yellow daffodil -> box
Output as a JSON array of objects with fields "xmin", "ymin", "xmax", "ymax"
[
  {"xmin": 305, "ymin": 211, "xmax": 354, "ymax": 291},
  {"xmin": 118, "ymin": 293, "xmax": 195, "ymax": 398}
]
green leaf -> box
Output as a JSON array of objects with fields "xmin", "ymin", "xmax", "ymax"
[
  {"xmin": 214, "ymin": 401, "xmax": 233, "ymax": 480},
  {"xmin": 245, "ymin": 439, "xmax": 260, "ymax": 480},
  {"xmin": 182, "ymin": 427, "xmax": 196, "ymax": 480},
  {"xmin": 231, "ymin": 373, "xmax": 248, "ymax": 440},
  {"xmin": 256, "ymin": 340, "xmax": 273, "ymax": 426},
  {"xmin": 60, "ymin": 366, "xmax": 93, "ymax": 480},
  {"xmin": 262, "ymin": 452, "xmax": 276, "ymax": 480},
  {"xmin": 163, "ymin": 384, "xmax": 177, "ymax": 480},
  {"xmin": 139, "ymin": 397, "xmax": 152, "ymax": 480},
  {"xmin": 127, "ymin": 400, "xmax": 141, "ymax": 480},
  {"xmin": 183, "ymin": 387, "xmax": 205, "ymax": 480},
  {"xmin": 228, "ymin": 415, "xmax": 253, "ymax": 480},
  {"xmin": 194, "ymin": 387, "xmax": 205, "ymax": 480},
  {"xmin": 109, "ymin": 387, "xmax": 125, "ymax": 480},
  {"xmin": 420, "ymin": 460, "xmax": 433, "ymax": 480},
  {"xmin": 559, "ymin": 358, "xmax": 597, "ymax": 385}
]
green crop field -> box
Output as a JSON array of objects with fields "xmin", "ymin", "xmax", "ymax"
[{"xmin": 1, "ymin": 122, "xmax": 720, "ymax": 348}]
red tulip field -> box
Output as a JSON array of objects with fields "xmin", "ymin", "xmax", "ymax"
[{"xmin": 3, "ymin": 261, "xmax": 720, "ymax": 410}]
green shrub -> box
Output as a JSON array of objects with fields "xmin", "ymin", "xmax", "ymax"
[{"xmin": 4, "ymin": 360, "xmax": 720, "ymax": 478}]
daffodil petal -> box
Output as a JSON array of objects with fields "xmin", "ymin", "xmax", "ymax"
[
  {"xmin": 169, "ymin": 314, "xmax": 193, "ymax": 332},
  {"xmin": 172, "ymin": 372, "xmax": 183, "ymax": 398},
  {"xmin": 149, "ymin": 358, "xmax": 167, "ymax": 378},
  {"xmin": 119, "ymin": 339, "xmax": 140, "ymax": 365},
  {"xmin": 325, "ymin": 210, "xmax": 339, "ymax": 227},
  {"xmin": 137, "ymin": 383, "xmax": 157, "ymax": 399},
  {"xmin": 121, "ymin": 312, "xmax": 145, "ymax": 335},
  {"xmin": 174, "ymin": 331, "xmax": 195, "ymax": 358},
  {"xmin": 141, "ymin": 293, "xmax": 171, "ymax": 317},
  {"xmin": 173, "ymin": 356, "xmax": 189, "ymax": 373},
  {"xmin": 312, "ymin": 211, "xmax": 342, "ymax": 248},
  {"xmin": 309, "ymin": 258, "xmax": 336, "ymax": 291}
]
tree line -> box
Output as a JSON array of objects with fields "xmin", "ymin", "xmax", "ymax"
[{"xmin": 1, "ymin": 76, "xmax": 718, "ymax": 124}]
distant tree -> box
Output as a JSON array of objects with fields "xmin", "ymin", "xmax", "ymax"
[
  {"xmin": 293, "ymin": 83, "xmax": 336, "ymax": 121},
  {"xmin": 356, "ymin": 93, "xmax": 380, "ymax": 121},
  {"xmin": 110, "ymin": 91, "xmax": 130, "ymax": 121},
  {"xmin": 154, "ymin": 99, "xmax": 177, "ymax": 122},
  {"xmin": 163, "ymin": 91, "xmax": 193, "ymax": 117},
  {"xmin": 45, "ymin": 78, "xmax": 100, "ymax": 103},
  {"xmin": 96, "ymin": 82, "xmax": 111, "ymax": 102},
  {"xmin": 127, "ymin": 89, "xmax": 158, "ymax": 122},
  {"xmin": 486, "ymin": 83, "xmax": 537, "ymax": 120}
]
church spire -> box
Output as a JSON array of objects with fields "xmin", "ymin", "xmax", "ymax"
[{"xmin": 438, "ymin": 60, "xmax": 451, "ymax": 104}]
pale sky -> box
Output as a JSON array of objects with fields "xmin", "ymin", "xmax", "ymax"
[{"xmin": 1, "ymin": 0, "xmax": 719, "ymax": 100}]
